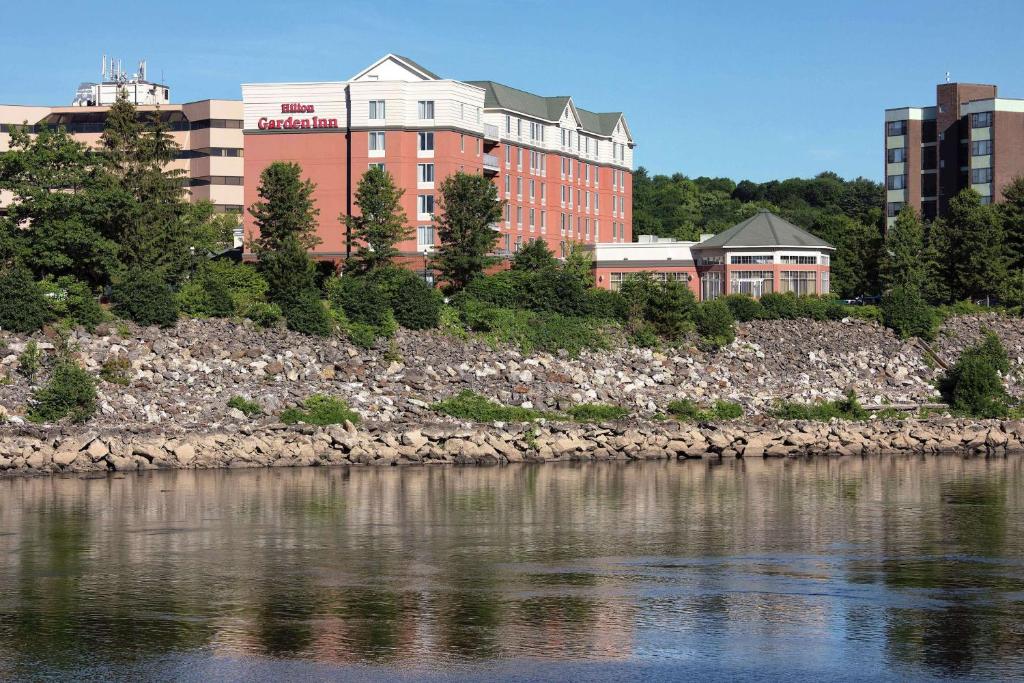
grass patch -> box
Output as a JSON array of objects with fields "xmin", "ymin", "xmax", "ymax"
[
  {"xmin": 99, "ymin": 356, "xmax": 131, "ymax": 385},
  {"xmin": 432, "ymin": 390, "xmax": 550, "ymax": 422},
  {"xmin": 227, "ymin": 395, "xmax": 262, "ymax": 417},
  {"xmin": 667, "ymin": 399, "xmax": 743, "ymax": 421},
  {"xmin": 565, "ymin": 403, "xmax": 629, "ymax": 422},
  {"xmin": 280, "ymin": 395, "xmax": 360, "ymax": 426},
  {"xmin": 769, "ymin": 391, "xmax": 868, "ymax": 421}
]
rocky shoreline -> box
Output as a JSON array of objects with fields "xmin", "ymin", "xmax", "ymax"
[{"xmin": 2, "ymin": 416, "xmax": 1023, "ymax": 476}]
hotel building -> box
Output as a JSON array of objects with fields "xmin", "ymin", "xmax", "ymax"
[
  {"xmin": 241, "ymin": 54, "xmax": 635, "ymax": 268},
  {"xmin": 0, "ymin": 60, "xmax": 244, "ymax": 220},
  {"xmin": 884, "ymin": 82, "xmax": 1024, "ymax": 228}
]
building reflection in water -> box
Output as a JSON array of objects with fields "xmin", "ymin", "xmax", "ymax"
[{"xmin": 0, "ymin": 455, "xmax": 1020, "ymax": 679}]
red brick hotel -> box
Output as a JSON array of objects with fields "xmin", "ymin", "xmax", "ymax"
[{"xmin": 242, "ymin": 54, "xmax": 635, "ymax": 271}]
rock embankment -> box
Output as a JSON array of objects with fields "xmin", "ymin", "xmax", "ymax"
[
  {"xmin": 0, "ymin": 313, "xmax": 1021, "ymax": 432},
  {"xmin": 1, "ymin": 417, "xmax": 1023, "ymax": 475}
]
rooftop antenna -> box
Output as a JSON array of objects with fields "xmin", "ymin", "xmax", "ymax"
[{"xmin": 945, "ymin": 71, "xmax": 951, "ymax": 83}]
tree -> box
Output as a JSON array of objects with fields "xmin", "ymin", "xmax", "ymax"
[
  {"xmin": 343, "ymin": 167, "xmax": 411, "ymax": 274},
  {"xmin": 249, "ymin": 162, "xmax": 322, "ymax": 304},
  {"xmin": 511, "ymin": 239, "xmax": 557, "ymax": 271},
  {"xmin": 921, "ymin": 219, "xmax": 954, "ymax": 305},
  {"xmin": 947, "ymin": 189, "xmax": 1007, "ymax": 302},
  {"xmin": 999, "ymin": 176, "xmax": 1024, "ymax": 270},
  {"xmin": 879, "ymin": 206, "xmax": 926, "ymax": 292},
  {"xmin": 432, "ymin": 172, "xmax": 503, "ymax": 291},
  {"xmin": 810, "ymin": 213, "xmax": 880, "ymax": 298},
  {"xmin": 562, "ymin": 242, "xmax": 595, "ymax": 286}
]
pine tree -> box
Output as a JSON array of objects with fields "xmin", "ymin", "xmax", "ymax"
[
  {"xmin": 921, "ymin": 220, "xmax": 953, "ymax": 305},
  {"xmin": 999, "ymin": 176, "xmax": 1024, "ymax": 270},
  {"xmin": 431, "ymin": 172, "xmax": 503, "ymax": 291},
  {"xmin": 343, "ymin": 166, "xmax": 410, "ymax": 275},
  {"xmin": 879, "ymin": 206, "xmax": 927, "ymax": 292},
  {"xmin": 947, "ymin": 189, "xmax": 1008, "ymax": 302}
]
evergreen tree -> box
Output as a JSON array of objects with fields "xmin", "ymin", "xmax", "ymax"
[
  {"xmin": 999, "ymin": 176, "xmax": 1024, "ymax": 270},
  {"xmin": 921, "ymin": 219, "xmax": 953, "ymax": 305},
  {"xmin": 947, "ymin": 189, "xmax": 1008, "ymax": 302},
  {"xmin": 809, "ymin": 213, "xmax": 881, "ymax": 298},
  {"xmin": 432, "ymin": 172, "xmax": 503, "ymax": 291},
  {"xmin": 343, "ymin": 166, "xmax": 411, "ymax": 274},
  {"xmin": 511, "ymin": 239, "xmax": 557, "ymax": 271},
  {"xmin": 249, "ymin": 162, "xmax": 324, "ymax": 309},
  {"xmin": 879, "ymin": 206, "xmax": 927, "ymax": 292}
]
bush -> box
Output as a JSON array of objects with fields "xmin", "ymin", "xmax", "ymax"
[
  {"xmin": 381, "ymin": 270, "xmax": 442, "ymax": 330},
  {"xmin": 40, "ymin": 276, "xmax": 105, "ymax": 330},
  {"xmin": 202, "ymin": 261, "xmax": 268, "ymax": 311},
  {"xmin": 280, "ymin": 395, "xmax": 360, "ymax": 426},
  {"xmin": 457, "ymin": 298, "xmax": 607, "ymax": 356},
  {"xmin": 565, "ymin": 403, "xmax": 629, "ymax": 422},
  {"xmin": 667, "ymin": 399, "xmax": 743, "ymax": 421},
  {"xmin": 647, "ymin": 279, "xmax": 697, "ymax": 338},
  {"xmin": 694, "ymin": 299, "xmax": 736, "ymax": 349},
  {"xmin": 770, "ymin": 391, "xmax": 869, "ymax": 421},
  {"xmin": 758, "ymin": 292, "xmax": 801, "ymax": 320},
  {"xmin": 583, "ymin": 288, "xmax": 628, "ymax": 320},
  {"xmin": 432, "ymin": 390, "xmax": 548, "ymax": 422},
  {"xmin": 799, "ymin": 295, "xmax": 846, "ymax": 321},
  {"xmin": 459, "ymin": 270, "xmax": 533, "ymax": 309},
  {"xmin": 282, "ymin": 292, "xmax": 333, "ymax": 337},
  {"xmin": 227, "ymin": 395, "xmax": 262, "ymax": 416},
  {"xmin": 243, "ymin": 301, "xmax": 283, "ymax": 328},
  {"xmin": 346, "ymin": 322, "xmax": 379, "ymax": 349},
  {"xmin": 844, "ymin": 304, "xmax": 882, "ymax": 323},
  {"xmin": 511, "ymin": 239, "xmax": 558, "ymax": 271},
  {"xmin": 619, "ymin": 272, "xmax": 661, "ymax": 321},
  {"xmin": 525, "ymin": 268, "xmax": 589, "ymax": 316},
  {"xmin": 99, "ymin": 356, "xmax": 131, "ymax": 385},
  {"xmin": 882, "ymin": 286, "xmax": 936, "ymax": 340},
  {"xmin": 722, "ymin": 294, "xmax": 763, "ymax": 322},
  {"xmin": 17, "ymin": 341, "xmax": 42, "ymax": 380},
  {"xmin": 28, "ymin": 360, "xmax": 96, "ymax": 423},
  {"xmin": 112, "ymin": 270, "xmax": 179, "ymax": 327},
  {"xmin": 0, "ymin": 265, "xmax": 50, "ymax": 333},
  {"xmin": 628, "ymin": 323, "xmax": 660, "ymax": 348},
  {"xmin": 327, "ymin": 275, "xmax": 390, "ymax": 327},
  {"xmin": 938, "ymin": 331, "xmax": 1011, "ymax": 418}
]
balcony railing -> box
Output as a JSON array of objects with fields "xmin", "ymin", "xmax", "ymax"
[
  {"xmin": 483, "ymin": 123, "xmax": 500, "ymax": 142},
  {"xmin": 482, "ymin": 153, "xmax": 499, "ymax": 173}
]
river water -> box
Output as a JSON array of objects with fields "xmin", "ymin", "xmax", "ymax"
[{"xmin": 0, "ymin": 456, "xmax": 1022, "ymax": 682}]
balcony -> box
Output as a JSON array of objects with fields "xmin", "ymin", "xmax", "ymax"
[
  {"xmin": 482, "ymin": 153, "xmax": 499, "ymax": 175},
  {"xmin": 484, "ymin": 123, "xmax": 500, "ymax": 143}
]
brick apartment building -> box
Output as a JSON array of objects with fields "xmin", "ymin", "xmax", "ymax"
[
  {"xmin": 242, "ymin": 54, "xmax": 635, "ymax": 271},
  {"xmin": 0, "ymin": 60, "xmax": 244, "ymax": 222},
  {"xmin": 885, "ymin": 82, "xmax": 1024, "ymax": 228}
]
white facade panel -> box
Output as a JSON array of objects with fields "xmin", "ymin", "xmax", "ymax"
[{"xmin": 241, "ymin": 82, "xmax": 347, "ymax": 131}]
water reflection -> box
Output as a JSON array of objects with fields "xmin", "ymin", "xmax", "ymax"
[{"xmin": 0, "ymin": 456, "xmax": 1021, "ymax": 680}]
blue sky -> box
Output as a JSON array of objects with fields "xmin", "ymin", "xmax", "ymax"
[{"xmin": 2, "ymin": 0, "xmax": 1022, "ymax": 182}]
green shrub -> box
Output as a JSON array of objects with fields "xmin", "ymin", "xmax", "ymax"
[
  {"xmin": 243, "ymin": 301, "xmax": 283, "ymax": 328},
  {"xmin": 112, "ymin": 270, "xmax": 179, "ymax": 328},
  {"xmin": 384, "ymin": 270, "xmax": 442, "ymax": 330},
  {"xmin": 0, "ymin": 265, "xmax": 50, "ymax": 333},
  {"xmin": 439, "ymin": 305, "xmax": 468, "ymax": 339},
  {"xmin": 882, "ymin": 286, "xmax": 936, "ymax": 340},
  {"xmin": 40, "ymin": 276, "xmax": 105, "ymax": 330},
  {"xmin": 28, "ymin": 360, "xmax": 96, "ymax": 423},
  {"xmin": 646, "ymin": 279, "xmax": 697, "ymax": 338},
  {"xmin": 327, "ymin": 275, "xmax": 391, "ymax": 327},
  {"xmin": 770, "ymin": 391, "xmax": 869, "ymax": 421},
  {"xmin": 282, "ymin": 292, "xmax": 333, "ymax": 337},
  {"xmin": 525, "ymin": 268, "xmax": 589, "ymax": 316},
  {"xmin": 566, "ymin": 403, "xmax": 629, "ymax": 422},
  {"xmin": 203, "ymin": 276, "xmax": 236, "ymax": 318},
  {"xmin": 458, "ymin": 299, "xmax": 607, "ymax": 356},
  {"xmin": 176, "ymin": 281, "xmax": 210, "ymax": 316},
  {"xmin": 938, "ymin": 331, "xmax": 1011, "ymax": 418},
  {"xmin": 798, "ymin": 295, "xmax": 846, "ymax": 321},
  {"xmin": 695, "ymin": 299, "xmax": 736, "ymax": 349},
  {"xmin": 346, "ymin": 322, "xmax": 379, "ymax": 349},
  {"xmin": 227, "ymin": 395, "xmax": 262, "ymax": 416},
  {"xmin": 722, "ymin": 294, "xmax": 763, "ymax": 322},
  {"xmin": 618, "ymin": 272, "xmax": 661, "ymax": 321},
  {"xmin": 511, "ymin": 239, "xmax": 558, "ymax": 271},
  {"xmin": 280, "ymin": 395, "xmax": 360, "ymax": 426},
  {"xmin": 432, "ymin": 390, "xmax": 548, "ymax": 422},
  {"xmin": 17, "ymin": 341, "xmax": 42, "ymax": 380},
  {"xmin": 99, "ymin": 356, "xmax": 131, "ymax": 385},
  {"xmin": 202, "ymin": 261, "xmax": 268, "ymax": 311},
  {"xmin": 459, "ymin": 270, "xmax": 533, "ymax": 309},
  {"xmin": 583, "ymin": 288, "xmax": 628, "ymax": 320},
  {"xmin": 628, "ymin": 322, "xmax": 660, "ymax": 348},
  {"xmin": 667, "ymin": 399, "xmax": 743, "ymax": 421},
  {"xmin": 758, "ymin": 292, "xmax": 801, "ymax": 320},
  {"xmin": 844, "ymin": 304, "xmax": 882, "ymax": 323}
]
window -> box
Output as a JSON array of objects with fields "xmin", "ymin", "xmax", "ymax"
[
  {"xmin": 780, "ymin": 271, "xmax": 817, "ymax": 296},
  {"xmin": 460, "ymin": 134, "xmax": 464, "ymax": 153},
  {"xmin": 368, "ymin": 163, "xmax": 385, "ymax": 172},
  {"xmin": 516, "ymin": 177, "xmax": 522, "ymax": 197},
  {"xmin": 697, "ymin": 255, "xmax": 724, "ymax": 265},
  {"xmin": 417, "ymin": 163, "xmax": 434, "ymax": 183},
  {"xmin": 886, "ymin": 201, "xmax": 904, "ymax": 217},
  {"xmin": 504, "ymin": 204, "xmax": 511, "ymax": 224},
  {"xmin": 505, "ymin": 115, "xmax": 512, "ymax": 133},
  {"xmin": 730, "ymin": 271, "xmax": 773, "ymax": 297},
  {"xmin": 887, "ymin": 147, "xmax": 907, "ymax": 163},
  {"xmin": 517, "ymin": 147, "xmax": 523, "ymax": 170},
  {"xmin": 980, "ymin": 195, "xmax": 993, "ymax": 205},
  {"xmin": 541, "ymin": 184, "xmax": 546, "ymax": 202},
  {"xmin": 730, "ymin": 255, "xmax": 773, "ymax": 265},
  {"xmin": 418, "ymin": 132, "xmax": 434, "ymax": 151},
  {"xmin": 780, "ymin": 255, "xmax": 817, "ymax": 265},
  {"xmin": 821, "ymin": 272, "xmax": 830, "ymax": 295},
  {"xmin": 971, "ymin": 111, "xmax": 993, "ymax": 128},
  {"xmin": 504, "ymin": 174, "xmax": 511, "ymax": 195},
  {"xmin": 368, "ymin": 100, "xmax": 385, "ymax": 119},
  {"xmin": 529, "ymin": 208, "xmax": 535, "ymax": 229},
  {"xmin": 972, "ymin": 167, "xmax": 993, "ymax": 184},
  {"xmin": 886, "ymin": 174, "xmax": 906, "ymax": 190},
  {"xmin": 506, "ymin": 146, "xmax": 513, "ymax": 168},
  {"xmin": 540, "ymin": 211, "xmax": 546, "ymax": 231},
  {"xmin": 417, "ymin": 195, "xmax": 434, "ymax": 215},
  {"xmin": 971, "ymin": 139, "xmax": 993, "ymax": 156},
  {"xmin": 516, "ymin": 206, "xmax": 522, "ymax": 226},
  {"xmin": 886, "ymin": 120, "xmax": 907, "ymax": 136},
  {"xmin": 417, "ymin": 225, "xmax": 435, "ymax": 247},
  {"xmin": 701, "ymin": 272, "xmax": 723, "ymax": 301},
  {"xmin": 821, "ymin": 254, "xmax": 830, "ymax": 266},
  {"xmin": 529, "ymin": 179, "xmax": 535, "ymax": 201},
  {"xmin": 418, "ymin": 100, "xmax": 435, "ymax": 120},
  {"xmin": 368, "ymin": 131, "xmax": 385, "ymax": 151}
]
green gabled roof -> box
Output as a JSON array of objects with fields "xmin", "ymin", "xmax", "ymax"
[
  {"xmin": 697, "ymin": 210, "xmax": 834, "ymax": 249},
  {"xmin": 393, "ymin": 55, "xmax": 441, "ymax": 80},
  {"xmin": 576, "ymin": 108, "xmax": 622, "ymax": 137},
  {"xmin": 465, "ymin": 80, "xmax": 569, "ymax": 121}
]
